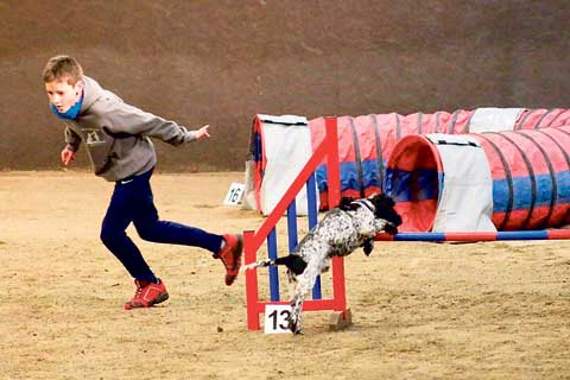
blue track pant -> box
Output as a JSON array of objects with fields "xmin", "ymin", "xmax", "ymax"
[{"xmin": 100, "ymin": 169, "xmax": 223, "ymax": 282}]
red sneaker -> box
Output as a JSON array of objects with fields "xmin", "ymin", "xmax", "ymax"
[
  {"xmin": 217, "ymin": 234, "xmax": 243, "ymax": 286},
  {"xmin": 124, "ymin": 279, "xmax": 169, "ymax": 310}
]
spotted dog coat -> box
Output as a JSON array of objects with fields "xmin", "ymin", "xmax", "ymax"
[{"xmin": 246, "ymin": 194, "xmax": 402, "ymax": 334}]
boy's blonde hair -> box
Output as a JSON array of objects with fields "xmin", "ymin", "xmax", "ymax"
[{"xmin": 42, "ymin": 55, "xmax": 83, "ymax": 84}]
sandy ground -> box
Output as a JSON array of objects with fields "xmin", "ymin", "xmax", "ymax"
[{"xmin": 0, "ymin": 171, "xmax": 569, "ymax": 379}]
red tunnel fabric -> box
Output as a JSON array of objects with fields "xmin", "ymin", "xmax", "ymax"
[
  {"xmin": 385, "ymin": 125, "xmax": 570, "ymax": 232},
  {"xmin": 308, "ymin": 109, "xmax": 569, "ymax": 210},
  {"xmin": 514, "ymin": 108, "xmax": 570, "ymax": 130}
]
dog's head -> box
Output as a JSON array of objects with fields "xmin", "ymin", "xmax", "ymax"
[
  {"xmin": 367, "ymin": 193, "xmax": 402, "ymax": 234},
  {"xmin": 368, "ymin": 193, "xmax": 402, "ymax": 226},
  {"xmin": 339, "ymin": 194, "xmax": 402, "ymax": 234}
]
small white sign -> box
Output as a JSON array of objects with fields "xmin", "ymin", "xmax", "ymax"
[
  {"xmin": 264, "ymin": 304, "xmax": 293, "ymax": 334},
  {"xmin": 223, "ymin": 182, "xmax": 245, "ymax": 206}
]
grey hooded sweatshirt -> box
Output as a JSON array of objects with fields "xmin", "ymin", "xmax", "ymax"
[{"xmin": 61, "ymin": 76, "xmax": 198, "ymax": 181}]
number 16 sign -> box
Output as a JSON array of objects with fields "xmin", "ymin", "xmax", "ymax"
[
  {"xmin": 223, "ymin": 182, "xmax": 245, "ymax": 206},
  {"xmin": 264, "ymin": 304, "xmax": 293, "ymax": 334}
]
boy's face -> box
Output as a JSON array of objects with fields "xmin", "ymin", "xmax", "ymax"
[{"xmin": 45, "ymin": 76, "xmax": 83, "ymax": 113}]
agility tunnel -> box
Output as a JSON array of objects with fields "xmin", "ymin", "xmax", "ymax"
[
  {"xmin": 385, "ymin": 125, "xmax": 570, "ymax": 232},
  {"xmin": 244, "ymin": 108, "xmax": 570, "ymax": 215}
]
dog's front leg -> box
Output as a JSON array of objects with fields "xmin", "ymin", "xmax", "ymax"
[{"xmin": 362, "ymin": 238, "xmax": 374, "ymax": 256}]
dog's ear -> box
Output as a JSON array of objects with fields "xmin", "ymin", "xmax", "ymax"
[
  {"xmin": 339, "ymin": 197, "xmax": 363, "ymax": 212},
  {"xmin": 371, "ymin": 193, "xmax": 395, "ymax": 209},
  {"xmin": 338, "ymin": 197, "xmax": 356, "ymax": 211}
]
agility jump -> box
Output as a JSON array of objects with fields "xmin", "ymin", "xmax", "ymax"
[{"xmin": 243, "ymin": 117, "xmax": 350, "ymax": 331}]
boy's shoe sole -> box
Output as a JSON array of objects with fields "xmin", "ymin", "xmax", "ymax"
[
  {"xmin": 124, "ymin": 279, "xmax": 170, "ymax": 310},
  {"xmin": 124, "ymin": 291, "xmax": 169, "ymax": 310}
]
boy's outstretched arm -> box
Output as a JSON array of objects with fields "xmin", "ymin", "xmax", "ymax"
[{"xmin": 100, "ymin": 101, "xmax": 210, "ymax": 145}]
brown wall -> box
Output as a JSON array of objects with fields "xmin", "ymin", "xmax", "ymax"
[{"xmin": 1, "ymin": 0, "xmax": 568, "ymax": 171}]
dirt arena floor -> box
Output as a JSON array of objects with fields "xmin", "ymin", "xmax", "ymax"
[{"xmin": 1, "ymin": 171, "xmax": 569, "ymax": 379}]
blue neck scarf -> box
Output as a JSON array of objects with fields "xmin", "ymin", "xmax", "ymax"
[{"xmin": 50, "ymin": 92, "xmax": 84, "ymax": 120}]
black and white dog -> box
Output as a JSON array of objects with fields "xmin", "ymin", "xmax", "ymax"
[{"xmin": 246, "ymin": 193, "xmax": 402, "ymax": 334}]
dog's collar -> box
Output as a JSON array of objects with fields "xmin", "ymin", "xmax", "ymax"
[{"xmin": 351, "ymin": 199, "xmax": 375, "ymax": 213}]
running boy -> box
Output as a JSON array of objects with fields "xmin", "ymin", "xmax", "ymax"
[{"xmin": 43, "ymin": 55, "xmax": 242, "ymax": 310}]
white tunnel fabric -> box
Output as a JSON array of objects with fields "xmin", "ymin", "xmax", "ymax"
[
  {"xmin": 469, "ymin": 108, "xmax": 524, "ymax": 133},
  {"xmin": 427, "ymin": 134, "xmax": 496, "ymax": 232},
  {"xmin": 259, "ymin": 116, "xmax": 317, "ymax": 215}
]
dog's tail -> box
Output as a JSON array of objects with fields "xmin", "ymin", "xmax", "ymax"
[
  {"xmin": 244, "ymin": 254, "xmax": 307, "ymax": 275},
  {"xmin": 243, "ymin": 258, "xmax": 275, "ymax": 271}
]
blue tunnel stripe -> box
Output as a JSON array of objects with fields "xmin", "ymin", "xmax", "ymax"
[{"xmin": 493, "ymin": 170, "xmax": 570, "ymax": 213}]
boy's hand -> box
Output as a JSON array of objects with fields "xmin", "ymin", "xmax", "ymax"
[
  {"xmin": 195, "ymin": 124, "xmax": 211, "ymax": 140},
  {"xmin": 61, "ymin": 147, "xmax": 76, "ymax": 166}
]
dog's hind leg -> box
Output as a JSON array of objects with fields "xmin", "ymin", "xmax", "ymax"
[
  {"xmin": 287, "ymin": 255, "xmax": 326, "ymax": 334},
  {"xmin": 288, "ymin": 292, "xmax": 305, "ymax": 334}
]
